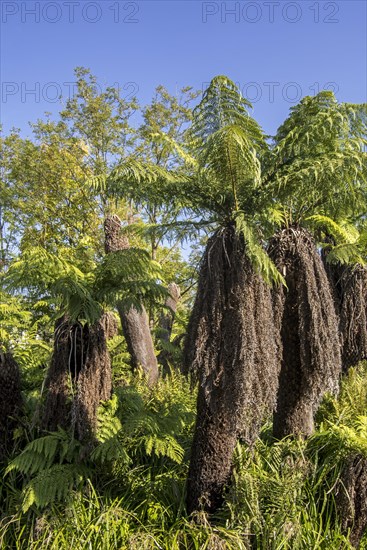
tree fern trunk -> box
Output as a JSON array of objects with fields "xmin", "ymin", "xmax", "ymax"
[
  {"xmin": 324, "ymin": 261, "xmax": 367, "ymax": 372},
  {"xmin": 43, "ymin": 314, "xmax": 116, "ymax": 442},
  {"xmin": 269, "ymin": 227, "xmax": 342, "ymax": 438},
  {"xmin": 336, "ymin": 454, "xmax": 367, "ymax": 547},
  {"xmin": 0, "ymin": 351, "xmax": 22, "ymax": 458},
  {"xmin": 42, "ymin": 316, "xmax": 78, "ymax": 432},
  {"xmin": 72, "ymin": 312, "xmax": 116, "ymax": 444},
  {"xmin": 104, "ymin": 215, "xmax": 159, "ymax": 386},
  {"xmin": 185, "ymin": 225, "xmax": 279, "ymax": 513}
]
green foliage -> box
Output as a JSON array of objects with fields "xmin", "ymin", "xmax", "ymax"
[
  {"xmin": 4, "ymin": 242, "xmax": 165, "ymax": 324},
  {"xmin": 5, "ymin": 430, "xmax": 85, "ymax": 512},
  {"xmin": 94, "ymin": 247, "xmax": 165, "ymax": 309},
  {"xmin": 94, "ymin": 371, "xmax": 196, "ymax": 471},
  {"xmin": 265, "ymin": 93, "xmax": 367, "ymax": 225},
  {"xmin": 3, "ymin": 366, "xmax": 367, "ymax": 548},
  {"xmin": 1, "ymin": 72, "xmax": 367, "ymax": 549},
  {"xmin": 306, "ymin": 215, "xmax": 359, "ymax": 245},
  {"xmin": 235, "ymin": 212, "xmax": 285, "ymax": 286},
  {"xmin": 182, "ymin": 76, "xmax": 267, "ymax": 217}
]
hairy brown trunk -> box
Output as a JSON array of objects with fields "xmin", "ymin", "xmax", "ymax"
[
  {"xmin": 72, "ymin": 312, "xmax": 115, "ymax": 444},
  {"xmin": 42, "ymin": 314, "xmax": 116, "ymax": 442},
  {"xmin": 158, "ymin": 282, "xmax": 181, "ymax": 373},
  {"xmin": 184, "ymin": 225, "xmax": 279, "ymax": 514},
  {"xmin": 0, "ymin": 351, "xmax": 22, "ymax": 458},
  {"xmin": 336, "ymin": 455, "xmax": 367, "ymax": 547},
  {"xmin": 42, "ymin": 316, "xmax": 80, "ymax": 432},
  {"xmin": 104, "ymin": 215, "xmax": 159, "ymax": 386},
  {"xmin": 325, "ymin": 261, "xmax": 367, "ymax": 372},
  {"xmin": 269, "ymin": 227, "xmax": 342, "ymax": 439}
]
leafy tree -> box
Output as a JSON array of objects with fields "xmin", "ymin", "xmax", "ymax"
[
  {"xmin": 0, "ymin": 129, "xmax": 25, "ymax": 270},
  {"xmin": 134, "ymin": 85, "xmax": 199, "ymax": 260},
  {"xmin": 60, "ymin": 66, "xmax": 138, "ymax": 176},
  {"xmin": 1, "ymin": 123, "xmax": 100, "ymax": 267},
  {"xmin": 61, "ymin": 69, "xmax": 169, "ymax": 379}
]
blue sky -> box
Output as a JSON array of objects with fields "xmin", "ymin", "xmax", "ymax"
[{"xmin": 1, "ymin": 0, "xmax": 366, "ymax": 137}]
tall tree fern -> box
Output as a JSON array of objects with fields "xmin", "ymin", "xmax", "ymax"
[
  {"xmin": 177, "ymin": 76, "xmax": 281, "ymax": 513},
  {"xmin": 266, "ymin": 93, "xmax": 367, "ymax": 438}
]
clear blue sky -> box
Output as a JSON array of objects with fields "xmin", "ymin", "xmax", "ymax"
[{"xmin": 1, "ymin": 0, "xmax": 366, "ymax": 138}]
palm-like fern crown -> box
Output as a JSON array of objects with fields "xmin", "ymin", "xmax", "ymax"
[
  {"xmin": 186, "ymin": 76, "xmax": 268, "ymax": 217},
  {"xmin": 265, "ymin": 92, "xmax": 367, "ymax": 225},
  {"xmin": 179, "ymin": 77, "xmax": 283, "ymax": 285},
  {"xmin": 4, "ymin": 245, "xmax": 164, "ymax": 325}
]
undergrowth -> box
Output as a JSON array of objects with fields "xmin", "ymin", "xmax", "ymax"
[{"xmin": 1, "ymin": 365, "xmax": 367, "ymax": 549}]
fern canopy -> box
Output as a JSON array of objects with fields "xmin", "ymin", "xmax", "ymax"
[
  {"xmin": 264, "ymin": 92, "xmax": 367, "ymax": 225},
  {"xmin": 4, "ymin": 243, "xmax": 165, "ymax": 324}
]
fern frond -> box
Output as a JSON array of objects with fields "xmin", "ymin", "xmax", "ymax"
[
  {"xmin": 6, "ymin": 430, "xmax": 75, "ymax": 476},
  {"xmin": 21, "ymin": 464, "xmax": 85, "ymax": 512},
  {"xmin": 306, "ymin": 215, "xmax": 358, "ymax": 244},
  {"xmin": 94, "ymin": 248, "xmax": 166, "ymax": 309},
  {"xmin": 235, "ymin": 212, "xmax": 285, "ymax": 286},
  {"xmin": 142, "ymin": 434, "xmax": 184, "ymax": 463},
  {"xmin": 325, "ymin": 243, "xmax": 364, "ymax": 266}
]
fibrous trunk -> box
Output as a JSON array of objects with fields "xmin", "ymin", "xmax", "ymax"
[
  {"xmin": 42, "ymin": 314, "xmax": 116, "ymax": 443},
  {"xmin": 336, "ymin": 455, "xmax": 367, "ymax": 547},
  {"xmin": 325, "ymin": 261, "xmax": 367, "ymax": 372},
  {"xmin": 42, "ymin": 316, "xmax": 80, "ymax": 432},
  {"xmin": 0, "ymin": 351, "xmax": 22, "ymax": 458},
  {"xmin": 104, "ymin": 215, "xmax": 159, "ymax": 386},
  {"xmin": 268, "ymin": 227, "xmax": 342, "ymax": 439},
  {"xmin": 72, "ymin": 313, "xmax": 115, "ymax": 444},
  {"xmin": 184, "ymin": 225, "xmax": 279, "ymax": 514}
]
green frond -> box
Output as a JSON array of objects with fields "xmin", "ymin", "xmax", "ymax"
[
  {"xmin": 6, "ymin": 430, "xmax": 79, "ymax": 476},
  {"xmin": 235, "ymin": 212, "xmax": 285, "ymax": 286},
  {"xmin": 93, "ymin": 248, "xmax": 166, "ymax": 309},
  {"xmin": 312, "ymin": 415, "xmax": 367, "ymax": 459},
  {"xmin": 90, "ymin": 395, "xmax": 130, "ymax": 465},
  {"xmin": 181, "ymin": 76, "xmax": 268, "ymax": 218},
  {"xmin": 21, "ymin": 464, "xmax": 85, "ymax": 512},
  {"xmin": 189, "ymin": 76, "xmax": 265, "ymax": 153},
  {"xmin": 106, "ymin": 159, "xmax": 187, "ymax": 207},
  {"xmin": 150, "ymin": 132, "xmax": 197, "ymax": 168},
  {"xmin": 142, "ymin": 434, "xmax": 184, "ymax": 463},
  {"xmin": 306, "ymin": 215, "xmax": 359, "ymax": 244},
  {"xmin": 325, "ymin": 243, "xmax": 364, "ymax": 266},
  {"xmin": 266, "ymin": 93, "xmax": 367, "ymax": 223},
  {"xmin": 4, "ymin": 245, "xmax": 87, "ymax": 295},
  {"xmin": 202, "ymin": 125, "xmax": 261, "ymax": 210},
  {"xmin": 52, "ymin": 274, "xmax": 102, "ymax": 324}
]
